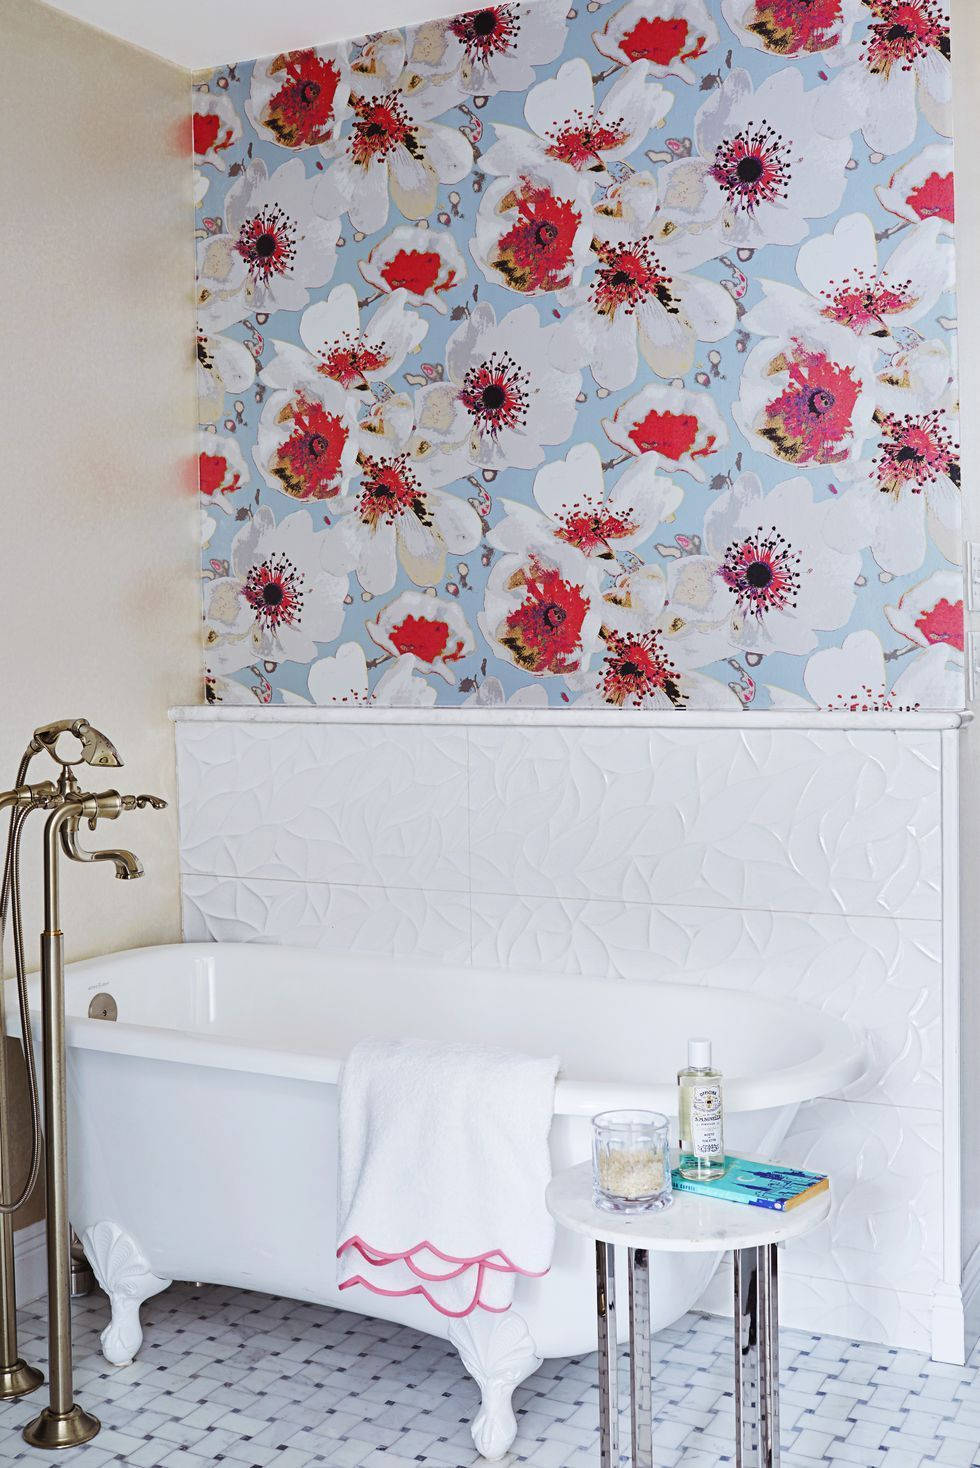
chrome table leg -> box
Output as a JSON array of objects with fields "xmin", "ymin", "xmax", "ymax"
[
  {"xmin": 734, "ymin": 1244, "xmax": 780, "ymax": 1467},
  {"xmin": 628, "ymin": 1247, "xmax": 653, "ymax": 1468},
  {"xmin": 595, "ymin": 1241, "xmax": 619, "ymax": 1468}
]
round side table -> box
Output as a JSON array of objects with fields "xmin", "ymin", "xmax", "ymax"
[{"xmin": 546, "ymin": 1161, "xmax": 831, "ymax": 1468}]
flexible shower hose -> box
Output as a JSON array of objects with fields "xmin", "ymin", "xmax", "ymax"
[{"xmin": 0, "ymin": 751, "xmax": 44, "ymax": 1215}]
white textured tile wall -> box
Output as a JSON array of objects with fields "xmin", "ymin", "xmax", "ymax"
[{"xmin": 173, "ymin": 713, "xmax": 953, "ymax": 1354}]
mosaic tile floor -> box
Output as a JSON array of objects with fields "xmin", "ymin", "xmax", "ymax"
[{"xmin": 0, "ymin": 1283, "xmax": 978, "ymax": 1467}]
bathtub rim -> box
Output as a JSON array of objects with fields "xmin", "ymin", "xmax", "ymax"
[{"xmin": 6, "ymin": 942, "xmax": 866, "ymax": 1119}]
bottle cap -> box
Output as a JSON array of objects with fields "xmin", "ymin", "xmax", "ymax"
[{"xmin": 688, "ymin": 1037, "xmax": 712, "ymax": 1069}]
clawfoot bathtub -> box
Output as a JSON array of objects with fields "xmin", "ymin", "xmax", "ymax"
[{"xmin": 15, "ymin": 943, "xmax": 864, "ymax": 1461}]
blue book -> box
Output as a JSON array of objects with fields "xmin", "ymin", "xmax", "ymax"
[{"xmin": 670, "ymin": 1157, "xmax": 829, "ymax": 1212}]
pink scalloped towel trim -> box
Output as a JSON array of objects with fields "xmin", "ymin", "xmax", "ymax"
[{"xmin": 337, "ymin": 1236, "xmax": 549, "ymax": 1318}]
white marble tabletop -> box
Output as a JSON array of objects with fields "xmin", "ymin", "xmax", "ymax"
[{"xmin": 546, "ymin": 1161, "xmax": 831, "ymax": 1253}]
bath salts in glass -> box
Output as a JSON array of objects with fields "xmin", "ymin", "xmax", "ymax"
[{"xmin": 592, "ymin": 1110, "xmax": 672, "ymax": 1213}]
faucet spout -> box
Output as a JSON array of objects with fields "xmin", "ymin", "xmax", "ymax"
[{"xmin": 58, "ymin": 823, "xmax": 143, "ymax": 880}]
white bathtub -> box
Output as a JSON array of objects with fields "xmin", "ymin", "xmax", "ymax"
[{"xmin": 16, "ymin": 942, "xmax": 864, "ymax": 1460}]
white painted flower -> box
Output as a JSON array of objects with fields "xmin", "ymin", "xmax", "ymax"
[
  {"xmin": 876, "ymin": 143, "xmax": 954, "ymax": 235},
  {"xmin": 406, "ymin": 0, "xmax": 569, "ymax": 98},
  {"xmin": 721, "ymin": 0, "xmax": 864, "ymax": 57},
  {"xmin": 491, "ymin": 442, "xmax": 684, "ymax": 563},
  {"xmin": 246, "ymin": 45, "xmax": 350, "ymax": 149},
  {"xmin": 733, "ymin": 322, "xmax": 878, "ymax": 468},
  {"xmin": 194, "ymin": 170, "xmax": 210, "ymax": 206},
  {"xmin": 592, "ymin": 168, "xmax": 662, "ymax": 244},
  {"xmin": 198, "ymin": 431, "xmax": 250, "ymax": 508},
  {"xmin": 479, "ymin": 537, "xmax": 603, "ymax": 678},
  {"xmin": 205, "ymin": 671, "xmax": 266, "ymax": 706},
  {"xmin": 414, "ymin": 302, "xmax": 582, "ymax": 483},
  {"xmin": 470, "ymin": 163, "xmax": 595, "ymax": 297},
  {"xmin": 873, "ymin": 337, "xmax": 952, "ymax": 418},
  {"xmin": 666, "ymin": 471, "xmax": 868, "ymax": 660},
  {"xmin": 884, "ymin": 569, "xmax": 963, "ymax": 653},
  {"xmin": 741, "ymin": 214, "xmax": 953, "ymax": 342},
  {"xmin": 800, "ymin": 629, "xmax": 960, "ymax": 711},
  {"xmin": 601, "ymin": 383, "xmax": 728, "ymax": 481},
  {"xmin": 321, "ymin": 31, "xmax": 472, "ymax": 236},
  {"xmin": 196, "ymin": 328, "xmax": 256, "ymax": 425},
  {"xmin": 592, "ymin": 0, "xmax": 719, "ymax": 83},
  {"xmin": 204, "ymin": 507, "xmax": 348, "ymax": 674},
  {"xmin": 367, "ymin": 590, "xmax": 475, "ymax": 681},
  {"xmin": 191, "ymin": 90, "xmax": 242, "ymax": 171},
  {"xmin": 565, "ymin": 566, "xmax": 742, "ymax": 708},
  {"xmin": 261, "ymin": 285, "xmax": 427, "ymax": 399},
  {"xmin": 818, "ymin": 0, "xmax": 952, "ymax": 157},
  {"xmin": 281, "ymin": 641, "xmax": 438, "ymax": 707},
  {"xmin": 196, "ymin": 234, "xmax": 250, "ymax": 333},
  {"xmin": 654, "ymin": 67, "xmax": 853, "ymax": 253},
  {"xmin": 480, "ymin": 58, "xmax": 673, "ymax": 183},
  {"xmin": 463, "ymin": 676, "xmax": 548, "ymax": 708},
  {"xmin": 253, "ymin": 378, "xmax": 360, "ymax": 502},
  {"xmin": 359, "ymin": 226, "xmax": 467, "ymax": 313},
  {"xmin": 201, "ymin": 506, "xmax": 218, "ymax": 551},
  {"xmin": 323, "ymin": 394, "xmax": 482, "ymax": 595},
  {"xmin": 201, "ymin": 159, "xmax": 342, "ymax": 329},
  {"xmin": 552, "ymin": 231, "xmax": 736, "ymax": 390}
]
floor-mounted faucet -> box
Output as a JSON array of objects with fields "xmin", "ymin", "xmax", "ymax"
[{"xmin": 0, "ymin": 721, "xmax": 166, "ymax": 1450}]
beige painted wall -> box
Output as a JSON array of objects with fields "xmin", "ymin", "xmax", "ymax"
[{"xmin": 0, "ymin": 0, "xmax": 201, "ymax": 1224}]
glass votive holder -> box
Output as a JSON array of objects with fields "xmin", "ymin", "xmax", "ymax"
[{"xmin": 592, "ymin": 1109, "xmax": 673, "ymax": 1214}]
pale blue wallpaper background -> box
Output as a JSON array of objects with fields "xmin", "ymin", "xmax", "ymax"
[{"xmin": 194, "ymin": 0, "xmax": 963, "ymax": 711}]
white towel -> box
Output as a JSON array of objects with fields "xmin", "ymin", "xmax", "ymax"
[{"xmin": 337, "ymin": 1036, "xmax": 560, "ymax": 1318}]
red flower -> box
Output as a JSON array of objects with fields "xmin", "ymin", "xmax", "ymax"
[
  {"xmin": 907, "ymin": 170, "xmax": 954, "ymax": 224},
  {"xmin": 193, "ymin": 111, "xmax": 235, "ymax": 159},
  {"xmin": 388, "ymin": 614, "xmax": 466, "ymax": 664},
  {"xmin": 272, "ymin": 395, "xmax": 351, "ymax": 500},
  {"xmin": 350, "ymin": 93, "xmax": 415, "ymax": 167},
  {"xmin": 742, "ymin": 0, "xmax": 847, "ymax": 56},
  {"xmin": 448, "ymin": 7, "xmax": 521, "ymax": 64},
  {"xmin": 235, "ymin": 206, "xmax": 297, "ymax": 284},
  {"xmin": 597, "ymin": 628, "xmax": 683, "ymax": 708},
  {"xmin": 915, "ymin": 597, "xmax": 963, "ymax": 651},
  {"xmin": 619, "ymin": 16, "xmax": 708, "ymax": 65},
  {"xmin": 380, "ymin": 249, "xmax": 453, "ymax": 296},
  {"xmin": 864, "ymin": 0, "xmax": 947, "ymax": 79},
  {"xmin": 590, "ymin": 238, "xmax": 675, "ymax": 320},
  {"xmin": 262, "ymin": 50, "xmax": 343, "ymax": 147},
  {"xmin": 492, "ymin": 180, "xmax": 581, "ymax": 293},
  {"xmin": 627, "ymin": 408, "xmax": 705, "ymax": 461},
  {"xmin": 501, "ymin": 558, "xmax": 590, "ymax": 673},
  {"xmin": 719, "ymin": 528, "xmax": 801, "ymax": 620},
  {"xmin": 318, "ymin": 338, "xmax": 390, "ymax": 391},
  {"xmin": 546, "ymin": 117, "xmax": 629, "ymax": 172},
  {"xmin": 710, "ymin": 123, "xmax": 791, "ymax": 216},
  {"xmin": 199, "ymin": 451, "xmax": 241, "ymax": 497},
  {"xmin": 459, "ymin": 351, "xmax": 530, "ymax": 442},
  {"xmin": 242, "ymin": 554, "xmax": 306, "ymax": 634},
  {"xmin": 873, "ymin": 409, "xmax": 959, "ymax": 498},
  {"xmin": 357, "ymin": 456, "xmax": 427, "ymax": 527},
  {"xmin": 761, "ymin": 343, "xmax": 861, "ymax": 464},
  {"xmin": 820, "ymin": 271, "xmax": 913, "ymax": 335}
]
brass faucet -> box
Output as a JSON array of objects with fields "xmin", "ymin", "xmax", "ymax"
[{"xmin": 0, "ymin": 721, "xmax": 166, "ymax": 1451}]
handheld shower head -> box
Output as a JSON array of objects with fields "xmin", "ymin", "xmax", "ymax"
[{"xmin": 30, "ymin": 720, "xmax": 122, "ymax": 769}]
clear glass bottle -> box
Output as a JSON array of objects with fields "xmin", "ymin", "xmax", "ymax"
[{"xmin": 677, "ymin": 1037, "xmax": 727, "ymax": 1181}]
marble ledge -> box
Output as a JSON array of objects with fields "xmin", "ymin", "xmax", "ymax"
[{"xmin": 169, "ymin": 705, "xmax": 971, "ymax": 731}]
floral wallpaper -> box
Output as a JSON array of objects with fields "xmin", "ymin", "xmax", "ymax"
[{"xmin": 195, "ymin": 0, "xmax": 963, "ymax": 712}]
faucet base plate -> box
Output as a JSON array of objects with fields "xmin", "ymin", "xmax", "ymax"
[
  {"xmin": 22, "ymin": 1403, "xmax": 100, "ymax": 1449},
  {"xmin": 0, "ymin": 1359, "xmax": 44, "ymax": 1400}
]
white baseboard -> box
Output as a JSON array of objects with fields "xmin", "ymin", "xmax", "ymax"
[{"xmin": 14, "ymin": 1222, "xmax": 46, "ymax": 1305}]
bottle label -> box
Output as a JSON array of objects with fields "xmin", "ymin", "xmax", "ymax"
[{"xmin": 690, "ymin": 1083, "xmax": 723, "ymax": 1159}]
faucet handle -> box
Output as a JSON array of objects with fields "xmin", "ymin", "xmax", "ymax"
[{"xmin": 121, "ymin": 794, "xmax": 168, "ymax": 811}]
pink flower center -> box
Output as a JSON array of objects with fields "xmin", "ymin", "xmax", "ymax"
[
  {"xmin": 273, "ymin": 395, "xmax": 349, "ymax": 500},
  {"xmin": 914, "ymin": 597, "xmax": 964, "ymax": 650},
  {"xmin": 236, "ymin": 206, "xmax": 297, "ymax": 283},
  {"xmin": 379, "ymin": 248, "xmax": 454, "ymax": 297},
  {"xmin": 554, "ymin": 501, "xmax": 639, "ymax": 557},
  {"xmin": 351, "ymin": 93, "xmax": 416, "ymax": 166},
  {"xmin": 874, "ymin": 409, "xmax": 959, "ymax": 497},
  {"xmin": 907, "ymin": 170, "xmax": 954, "ymax": 223},
  {"xmin": 358, "ymin": 456, "xmax": 428, "ymax": 527},
  {"xmin": 761, "ymin": 342, "xmax": 861, "ymax": 465},
  {"xmin": 627, "ymin": 408, "xmax": 706, "ymax": 461},
  {"xmin": 389, "ymin": 614, "xmax": 465, "ymax": 664},
  {"xmin": 597, "ymin": 628, "xmax": 682, "ymax": 708},
  {"xmin": 820, "ymin": 270, "xmax": 915, "ymax": 335},
  {"xmin": 243, "ymin": 554, "xmax": 306, "ymax": 633},
  {"xmin": 710, "ymin": 122, "xmax": 792, "ymax": 216},
  {"xmin": 618, "ymin": 16, "xmax": 707, "ymax": 65},
  {"xmin": 459, "ymin": 351, "xmax": 530, "ymax": 441},
  {"xmin": 193, "ymin": 111, "xmax": 235, "ymax": 157},
  {"xmin": 545, "ymin": 111, "xmax": 629, "ymax": 171},
  {"xmin": 264, "ymin": 50, "xmax": 343, "ymax": 147},
  {"xmin": 590, "ymin": 238, "xmax": 675, "ymax": 319},
  {"xmin": 493, "ymin": 180, "xmax": 581, "ymax": 293},
  {"xmin": 448, "ymin": 6, "xmax": 521, "ymax": 63},
  {"xmin": 501, "ymin": 559, "xmax": 589, "ymax": 674},
  {"xmin": 318, "ymin": 333, "xmax": 390, "ymax": 389},
  {"xmin": 743, "ymin": 0, "xmax": 846, "ymax": 56},
  {"xmin": 720, "ymin": 527, "xmax": 801, "ymax": 620},
  {"xmin": 199, "ymin": 451, "xmax": 240, "ymax": 497},
  {"xmin": 864, "ymin": 0, "xmax": 947, "ymax": 77}
]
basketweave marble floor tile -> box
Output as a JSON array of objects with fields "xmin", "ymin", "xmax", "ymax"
[{"xmin": 0, "ymin": 1283, "xmax": 979, "ymax": 1467}]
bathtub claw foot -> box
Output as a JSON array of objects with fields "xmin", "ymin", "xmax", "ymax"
[
  {"xmin": 449, "ymin": 1311, "xmax": 541, "ymax": 1462},
  {"xmin": 81, "ymin": 1222, "xmax": 171, "ymax": 1367}
]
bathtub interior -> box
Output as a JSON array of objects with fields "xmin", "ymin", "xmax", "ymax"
[{"xmin": 50, "ymin": 941, "xmax": 863, "ymax": 1117}]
